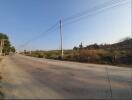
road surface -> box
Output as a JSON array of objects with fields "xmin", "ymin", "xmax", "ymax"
[{"xmin": 0, "ymin": 54, "xmax": 132, "ymax": 99}]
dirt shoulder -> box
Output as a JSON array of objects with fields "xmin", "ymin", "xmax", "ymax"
[
  {"xmin": 0, "ymin": 56, "xmax": 63, "ymax": 99},
  {"xmin": 0, "ymin": 57, "xmax": 4, "ymax": 99}
]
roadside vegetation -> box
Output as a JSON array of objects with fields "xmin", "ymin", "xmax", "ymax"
[
  {"xmin": 0, "ymin": 32, "xmax": 15, "ymax": 99},
  {"xmin": 22, "ymin": 38, "xmax": 132, "ymax": 67},
  {"xmin": 0, "ymin": 33, "xmax": 16, "ymax": 55}
]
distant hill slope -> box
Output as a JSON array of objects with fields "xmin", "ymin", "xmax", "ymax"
[
  {"xmin": 111, "ymin": 39, "xmax": 132, "ymax": 51},
  {"xmin": 84, "ymin": 38, "xmax": 132, "ymax": 51}
]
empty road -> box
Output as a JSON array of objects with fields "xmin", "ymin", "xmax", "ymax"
[{"xmin": 0, "ymin": 54, "xmax": 132, "ymax": 99}]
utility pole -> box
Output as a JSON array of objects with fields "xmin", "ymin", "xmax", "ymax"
[{"xmin": 60, "ymin": 20, "xmax": 63, "ymax": 59}]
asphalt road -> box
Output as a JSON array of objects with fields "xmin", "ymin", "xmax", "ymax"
[{"xmin": 0, "ymin": 54, "xmax": 132, "ymax": 99}]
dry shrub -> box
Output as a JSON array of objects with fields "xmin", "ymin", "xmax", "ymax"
[
  {"xmin": 72, "ymin": 49, "xmax": 112, "ymax": 63},
  {"xmin": 79, "ymin": 49, "xmax": 102, "ymax": 62}
]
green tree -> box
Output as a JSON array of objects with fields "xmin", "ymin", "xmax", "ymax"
[
  {"xmin": 73, "ymin": 46, "xmax": 78, "ymax": 51},
  {"xmin": 0, "ymin": 33, "xmax": 8, "ymax": 39},
  {"xmin": 10, "ymin": 46, "xmax": 16, "ymax": 53},
  {"xmin": 0, "ymin": 33, "xmax": 15, "ymax": 55}
]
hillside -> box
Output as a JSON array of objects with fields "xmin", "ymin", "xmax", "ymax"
[
  {"xmin": 111, "ymin": 38, "xmax": 132, "ymax": 51},
  {"xmin": 83, "ymin": 38, "xmax": 132, "ymax": 51}
]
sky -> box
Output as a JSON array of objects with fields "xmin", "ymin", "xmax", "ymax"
[{"xmin": 0, "ymin": 0, "xmax": 131, "ymax": 51}]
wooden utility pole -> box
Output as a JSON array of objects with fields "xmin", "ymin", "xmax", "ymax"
[{"xmin": 60, "ymin": 20, "xmax": 63, "ymax": 59}]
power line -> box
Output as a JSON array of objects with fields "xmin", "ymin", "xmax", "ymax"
[
  {"xmin": 63, "ymin": 0, "xmax": 129, "ymax": 23},
  {"xmin": 62, "ymin": 0, "xmax": 129, "ymax": 26},
  {"xmin": 63, "ymin": 0, "xmax": 116, "ymax": 21},
  {"xmin": 19, "ymin": 21, "xmax": 59, "ymax": 49},
  {"xmin": 63, "ymin": 0, "xmax": 129, "ymax": 27},
  {"xmin": 18, "ymin": 0, "xmax": 130, "ymax": 50}
]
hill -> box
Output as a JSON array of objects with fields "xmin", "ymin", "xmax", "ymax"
[
  {"xmin": 80, "ymin": 38, "xmax": 132, "ymax": 51},
  {"xmin": 111, "ymin": 38, "xmax": 132, "ymax": 51}
]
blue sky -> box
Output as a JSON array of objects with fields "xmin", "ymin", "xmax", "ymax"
[{"xmin": 0, "ymin": 0, "xmax": 131, "ymax": 51}]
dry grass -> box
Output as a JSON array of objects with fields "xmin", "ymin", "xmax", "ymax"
[{"xmin": 24, "ymin": 49, "xmax": 132, "ymax": 66}]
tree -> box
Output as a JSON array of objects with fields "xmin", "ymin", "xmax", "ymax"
[
  {"xmin": 79, "ymin": 42, "xmax": 83, "ymax": 49},
  {"xmin": 0, "ymin": 33, "xmax": 9, "ymax": 39},
  {"xmin": 0, "ymin": 33, "xmax": 15, "ymax": 55},
  {"xmin": 10, "ymin": 46, "xmax": 16, "ymax": 53},
  {"xmin": 73, "ymin": 46, "xmax": 78, "ymax": 51}
]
